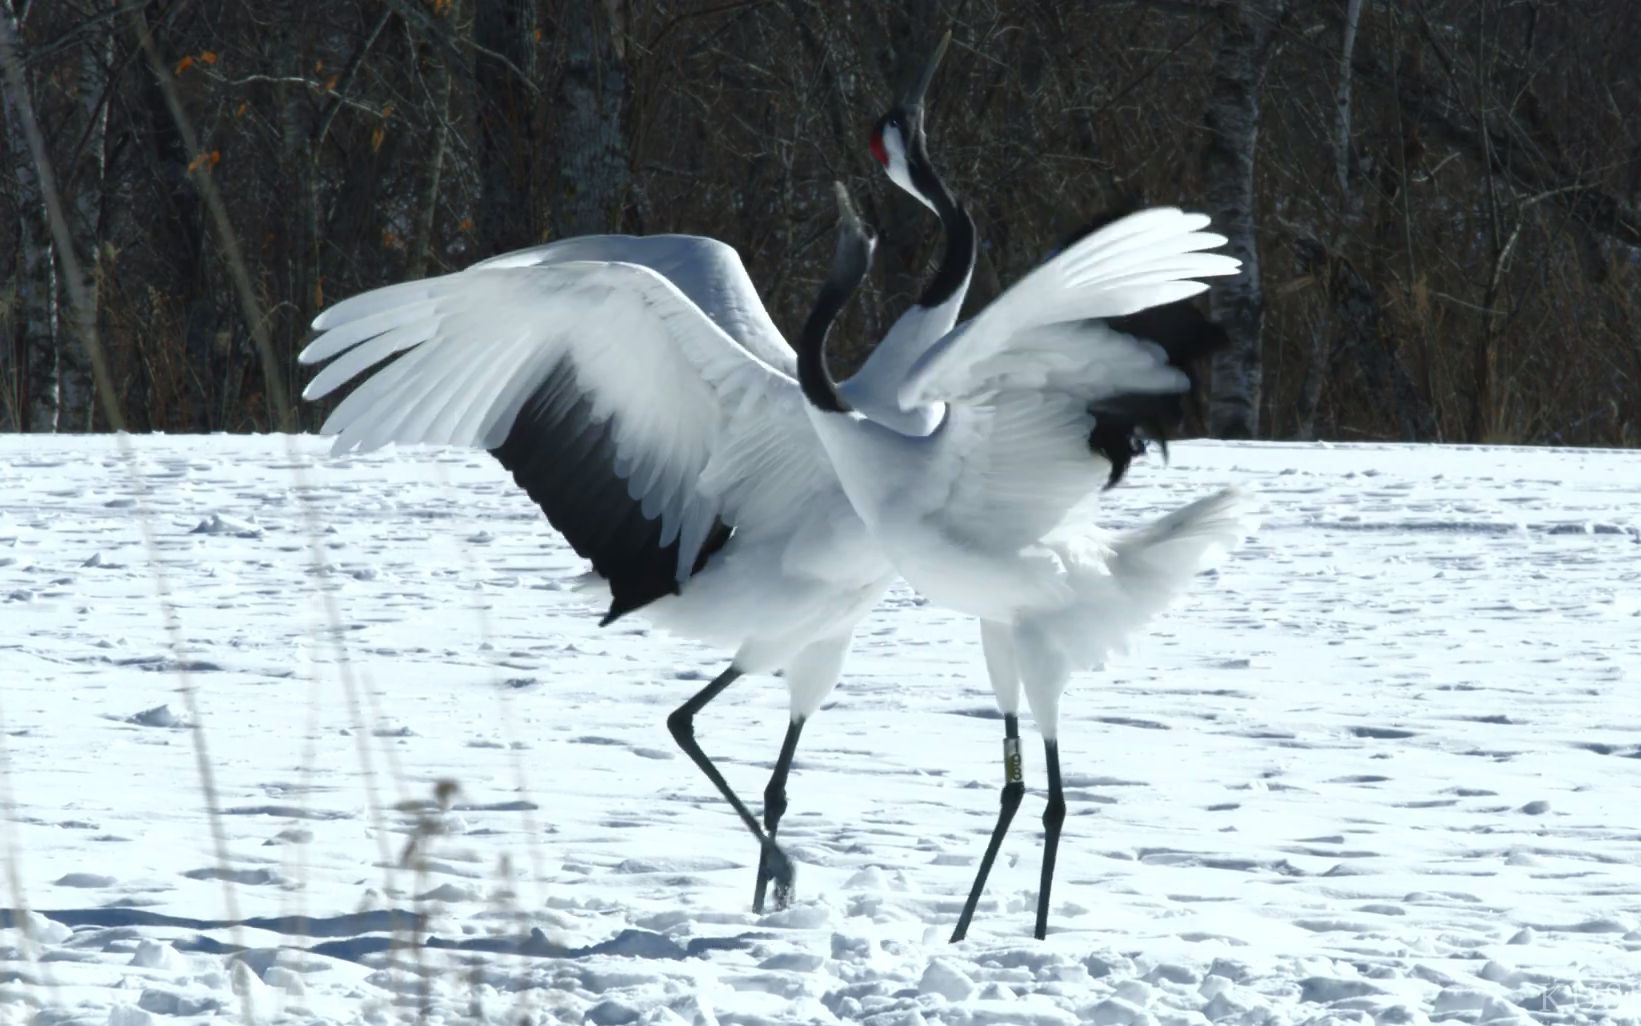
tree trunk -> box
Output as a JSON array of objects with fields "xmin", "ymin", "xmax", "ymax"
[
  {"xmin": 1294, "ymin": 226, "xmax": 1439, "ymax": 443},
  {"xmin": 1291, "ymin": 244, "xmax": 1332, "ymax": 440},
  {"xmin": 1295, "ymin": 0, "xmax": 1362, "ymax": 441},
  {"xmin": 548, "ymin": 0, "xmax": 628, "ymax": 238},
  {"xmin": 1, "ymin": 1, "xmax": 61, "ymax": 432},
  {"xmin": 132, "ymin": 40, "xmax": 210, "ymax": 430},
  {"xmin": 475, "ymin": 0, "xmax": 539, "ymax": 250},
  {"xmin": 1201, "ymin": 0, "xmax": 1283, "ymax": 439},
  {"xmin": 278, "ymin": 63, "xmax": 314, "ymax": 358},
  {"xmin": 0, "ymin": 232, "xmax": 17, "ymax": 430},
  {"xmin": 407, "ymin": 1, "xmax": 457, "ymax": 279},
  {"xmin": 1294, "ymin": 0, "xmax": 1434, "ymax": 443},
  {"xmin": 10, "ymin": 175, "xmax": 57, "ymax": 432},
  {"xmin": 62, "ymin": 12, "xmax": 111, "ymax": 429}
]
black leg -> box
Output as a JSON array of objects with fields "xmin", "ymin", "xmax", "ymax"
[
  {"xmin": 753, "ymin": 717, "xmax": 806, "ymax": 913},
  {"xmin": 950, "ymin": 714, "xmax": 1026, "ymax": 942},
  {"xmin": 1033, "ymin": 738, "xmax": 1066, "ymax": 940},
  {"xmin": 666, "ymin": 666, "xmax": 794, "ymax": 901}
]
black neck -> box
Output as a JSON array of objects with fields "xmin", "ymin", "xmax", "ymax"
[
  {"xmin": 797, "ymin": 272, "xmax": 859, "ymax": 415},
  {"xmin": 907, "ymin": 131, "xmax": 976, "ymax": 310}
]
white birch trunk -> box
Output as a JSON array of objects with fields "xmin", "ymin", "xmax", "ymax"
[{"xmin": 60, "ymin": 13, "xmax": 110, "ymax": 428}]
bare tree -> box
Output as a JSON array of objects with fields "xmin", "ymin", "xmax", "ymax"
[
  {"xmin": 547, "ymin": 0, "xmax": 629, "ymax": 238},
  {"xmin": 2, "ymin": 0, "xmax": 60, "ymax": 431},
  {"xmin": 475, "ymin": 0, "xmax": 540, "ymax": 251},
  {"xmin": 0, "ymin": 0, "xmax": 1634, "ymax": 446},
  {"xmin": 408, "ymin": 2, "xmax": 456, "ymax": 279},
  {"xmin": 1291, "ymin": 0, "xmax": 1363, "ymax": 441},
  {"xmin": 1202, "ymin": 0, "xmax": 1284, "ymax": 439},
  {"xmin": 59, "ymin": 5, "xmax": 109, "ymax": 429}
]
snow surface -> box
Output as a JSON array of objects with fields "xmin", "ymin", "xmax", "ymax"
[{"xmin": 2, "ymin": 433, "xmax": 1639, "ymax": 1026}]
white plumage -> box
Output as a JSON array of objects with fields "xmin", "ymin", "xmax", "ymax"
[
  {"xmin": 805, "ymin": 204, "xmax": 1244, "ymax": 619},
  {"xmin": 799, "ymin": 183, "xmax": 1254, "ymax": 942},
  {"xmin": 301, "ymin": 54, "xmax": 1253, "ymax": 940},
  {"xmin": 300, "ymin": 231, "xmax": 900, "ymax": 914},
  {"xmin": 300, "ymin": 205, "xmax": 1250, "ymax": 937},
  {"xmin": 306, "ymin": 238, "xmax": 854, "ymax": 608},
  {"xmin": 851, "ymin": 38, "xmax": 1258, "ymax": 941}
]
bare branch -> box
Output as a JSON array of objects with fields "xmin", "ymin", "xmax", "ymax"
[{"xmin": 314, "ymin": 6, "xmax": 394, "ymax": 149}]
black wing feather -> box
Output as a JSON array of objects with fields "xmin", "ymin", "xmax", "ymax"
[
  {"xmin": 489, "ymin": 360, "xmax": 732, "ymax": 625},
  {"xmin": 1058, "ymin": 208, "xmax": 1232, "ymax": 486}
]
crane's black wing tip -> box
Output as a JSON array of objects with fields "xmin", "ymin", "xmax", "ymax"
[{"xmin": 490, "ymin": 360, "xmax": 731, "ymax": 627}]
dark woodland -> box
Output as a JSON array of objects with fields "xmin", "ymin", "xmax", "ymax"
[{"xmin": 3, "ymin": 1, "xmax": 1638, "ymax": 445}]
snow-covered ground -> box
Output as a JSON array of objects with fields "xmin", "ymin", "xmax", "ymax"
[{"xmin": 2, "ymin": 433, "xmax": 1639, "ymax": 1026}]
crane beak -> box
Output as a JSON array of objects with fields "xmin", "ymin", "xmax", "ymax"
[
  {"xmin": 829, "ymin": 181, "xmax": 876, "ymax": 284},
  {"xmin": 832, "ymin": 182, "xmax": 873, "ymax": 246},
  {"xmin": 902, "ymin": 29, "xmax": 952, "ymax": 122}
]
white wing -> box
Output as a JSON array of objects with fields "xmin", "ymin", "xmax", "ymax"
[
  {"xmin": 299, "ymin": 257, "xmax": 830, "ymax": 591},
  {"xmin": 306, "ymin": 234, "xmax": 795, "ymax": 377},
  {"xmin": 473, "ymin": 234, "xmax": 795, "ymax": 375},
  {"xmin": 898, "ymin": 208, "xmax": 1240, "ymax": 407},
  {"xmin": 907, "ymin": 210, "xmax": 1241, "ymax": 551},
  {"xmin": 925, "ymin": 392, "xmax": 1105, "ymax": 551}
]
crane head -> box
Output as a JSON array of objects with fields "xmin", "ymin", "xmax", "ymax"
[{"xmin": 869, "ymin": 29, "xmax": 950, "ymax": 212}]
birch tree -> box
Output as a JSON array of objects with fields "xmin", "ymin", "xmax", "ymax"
[{"xmin": 60, "ymin": 7, "xmax": 109, "ymax": 428}]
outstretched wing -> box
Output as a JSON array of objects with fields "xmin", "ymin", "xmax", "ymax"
[
  {"xmin": 898, "ymin": 208, "xmax": 1239, "ymax": 407},
  {"xmin": 910, "ymin": 209, "xmax": 1241, "ymax": 551},
  {"xmin": 471, "ymin": 234, "xmax": 796, "ymax": 376},
  {"xmin": 300, "ymin": 254, "xmax": 831, "ymax": 623}
]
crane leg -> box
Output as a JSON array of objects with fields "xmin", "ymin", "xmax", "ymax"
[
  {"xmin": 666, "ymin": 665, "xmax": 795, "ymax": 903},
  {"xmin": 753, "ymin": 717, "xmax": 806, "ymax": 913},
  {"xmin": 1033, "ymin": 739, "xmax": 1066, "ymax": 940},
  {"xmin": 950, "ymin": 713, "xmax": 1026, "ymax": 942}
]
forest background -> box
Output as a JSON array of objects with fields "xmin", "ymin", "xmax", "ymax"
[{"xmin": 3, "ymin": 0, "xmax": 1637, "ymax": 445}]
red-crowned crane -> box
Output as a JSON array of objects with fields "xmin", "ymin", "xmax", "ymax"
[
  {"xmin": 853, "ymin": 36, "xmax": 1252, "ymax": 940},
  {"xmin": 299, "ymin": 36, "xmax": 1247, "ymax": 938},
  {"xmin": 800, "ymin": 182, "xmax": 1251, "ymax": 941}
]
